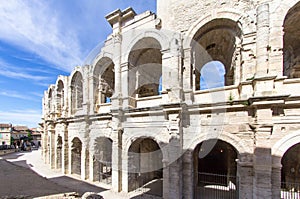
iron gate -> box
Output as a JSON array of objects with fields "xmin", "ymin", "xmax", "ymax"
[
  {"xmin": 98, "ymin": 161, "xmax": 112, "ymax": 184},
  {"xmin": 195, "ymin": 172, "xmax": 239, "ymax": 199}
]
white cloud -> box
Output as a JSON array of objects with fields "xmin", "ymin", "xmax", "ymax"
[
  {"xmin": 0, "ymin": 110, "xmax": 41, "ymax": 128},
  {"xmin": 0, "ymin": 90, "xmax": 40, "ymax": 101},
  {"xmin": 0, "ymin": 0, "xmax": 82, "ymax": 72},
  {"xmin": 0, "ymin": 58, "xmax": 50, "ymax": 82}
]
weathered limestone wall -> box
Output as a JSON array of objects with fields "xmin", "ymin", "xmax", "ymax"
[{"xmin": 40, "ymin": 1, "xmax": 300, "ymax": 198}]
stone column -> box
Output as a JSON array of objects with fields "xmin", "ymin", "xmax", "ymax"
[
  {"xmin": 162, "ymin": 159, "xmax": 170, "ymax": 199},
  {"xmin": 182, "ymin": 48, "xmax": 193, "ymax": 104},
  {"xmin": 112, "ymin": 128, "xmax": 123, "ymax": 192},
  {"xmin": 272, "ymin": 157, "xmax": 282, "ymax": 199},
  {"xmin": 253, "ymin": 126, "xmax": 273, "ymax": 199},
  {"xmin": 182, "ymin": 150, "xmax": 194, "ymax": 199},
  {"xmin": 88, "ymin": 75, "xmax": 95, "ymax": 115},
  {"xmin": 81, "ymin": 146, "xmax": 87, "ymax": 180},
  {"xmin": 62, "ymin": 123, "xmax": 69, "ymax": 174},
  {"xmin": 164, "ymin": 112, "xmax": 182, "ymax": 199},
  {"xmin": 161, "ymin": 36, "xmax": 182, "ymax": 105},
  {"xmin": 49, "ymin": 129, "xmax": 55, "ymax": 169},
  {"xmin": 256, "ymin": 3, "xmax": 270, "ymax": 77},
  {"xmin": 237, "ymin": 155, "xmax": 253, "ymax": 199},
  {"xmin": 121, "ymin": 62, "xmax": 129, "ymax": 108}
]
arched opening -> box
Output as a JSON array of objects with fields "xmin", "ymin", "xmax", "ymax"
[
  {"xmin": 283, "ymin": 2, "xmax": 300, "ymax": 78},
  {"xmin": 192, "ymin": 19, "xmax": 242, "ymax": 90},
  {"xmin": 193, "ymin": 139, "xmax": 238, "ymax": 198},
  {"xmin": 93, "ymin": 58, "xmax": 115, "ymax": 109},
  {"xmin": 281, "ymin": 143, "xmax": 300, "ymax": 196},
  {"xmin": 93, "ymin": 137, "xmax": 113, "ymax": 184},
  {"xmin": 71, "ymin": 72, "xmax": 83, "ymax": 115},
  {"xmin": 200, "ymin": 61, "xmax": 226, "ymax": 90},
  {"xmin": 71, "ymin": 137, "xmax": 82, "ymax": 176},
  {"xmin": 56, "ymin": 80, "xmax": 64, "ymax": 114},
  {"xmin": 48, "ymin": 88, "xmax": 53, "ymax": 113},
  {"xmin": 128, "ymin": 138, "xmax": 163, "ymax": 196},
  {"xmin": 128, "ymin": 37, "xmax": 162, "ymax": 99},
  {"xmin": 56, "ymin": 135, "xmax": 62, "ymax": 169}
]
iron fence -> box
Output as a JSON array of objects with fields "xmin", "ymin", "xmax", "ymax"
[
  {"xmin": 195, "ymin": 172, "xmax": 239, "ymax": 199},
  {"xmin": 281, "ymin": 182, "xmax": 300, "ymax": 199}
]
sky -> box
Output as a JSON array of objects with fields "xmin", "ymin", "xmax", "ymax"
[{"xmin": 0, "ymin": 0, "xmax": 156, "ymax": 128}]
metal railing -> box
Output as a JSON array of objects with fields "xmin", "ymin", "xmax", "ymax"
[
  {"xmin": 281, "ymin": 182, "xmax": 300, "ymax": 199},
  {"xmin": 195, "ymin": 172, "xmax": 239, "ymax": 199}
]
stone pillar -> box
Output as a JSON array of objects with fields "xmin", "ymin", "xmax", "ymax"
[
  {"xmin": 237, "ymin": 156, "xmax": 253, "ymax": 199},
  {"xmin": 182, "ymin": 48, "xmax": 193, "ymax": 104},
  {"xmin": 121, "ymin": 62, "xmax": 129, "ymax": 108},
  {"xmin": 113, "ymin": 33, "xmax": 122, "ymax": 100},
  {"xmin": 50, "ymin": 130, "xmax": 55, "ymax": 169},
  {"xmin": 164, "ymin": 112, "xmax": 182, "ymax": 199},
  {"xmin": 182, "ymin": 150, "xmax": 194, "ymax": 199},
  {"xmin": 271, "ymin": 158, "xmax": 282, "ymax": 199},
  {"xmin": 162, "ymin": 159, "xmax": 170, "ymax": 199},
  {"xmin": 81, "ymin": 146, "xmax": 87, "ymax": 180},
  {"xmin": 62, "ymin": 123, "xmax": 69, "ymax": 174},
  {"xmin": 253, "ymin": 147, "xmax": 272, "ymax": 199},
  {"xmin": 88, "ymin": 75, "xmax": 95, "ymax": 115},
  {"xmin": 68, "ymin": 141, "xmax": 72, "ymax": 175},
  {"xmin": 89, "ymin": 152, "xmax": 94, "ymax": 181},
  {"xmin": 112, "ymin": 129, "xmax": 122, "ymax": 192},
  {"xmin": 166, "ymin": 137, "xmax": 182, "ymax": 199},
  {"xmin": 253, "ymin": 126, "xmax": 273, "ymax": 199},
  {"xmin": 85, "ymin": 148, "xmax": 90, "ymax": 180},
  {"xmin": 256, "ymin": 3, "xmax": 270, "ymax": 77},
  {"xmin": 161, "ymin": 36, "xmax": 182, "ymax": 104}
]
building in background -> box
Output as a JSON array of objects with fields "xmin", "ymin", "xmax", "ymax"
[
  {"xmin": 41, "ymin": 0, "xmax": 300, "ymax": 198},
  {"xmin": 0, "ymin": 124, "xmax": 12, "ymax": 145}
]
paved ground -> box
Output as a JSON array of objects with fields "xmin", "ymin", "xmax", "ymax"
[
  {"xmin": 0, "ymin": 150, "xmax": 106, "ymax": 198},
  {"xmin": 0, "ymin": 150, "xmax": 162, "ymax": 199}
]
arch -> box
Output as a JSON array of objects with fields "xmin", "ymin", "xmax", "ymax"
[
  {"xmin": 191, "ymin": 17, "xmax": 242, "ymax": 90},
  {"xmin": 48, "ymin": 88, "xmax": 53, "ymax": 99},
  {"xmin": 93, "ymin": 57, "xmax": 115, "ymax": 107},
  {"xmin": 200, "ymin": 61, "xmax": 226, "ymax": 90},
  {"xmin": 123, "ymin": 29, "xmax": 170, "ymax": 62},
  {"xmin": 271, "ymin": 0, "xmax": 300, "ymax": 25},
  {"xmin": 56, "ymin": 135, "xmax": 63, "ymax": 169},
  {"xmin": 272, "ymin": 131, "xmax": 300, "ymax": 158},
  {"xmin": 47, "ymin": 86, "xmax": 55, "ymax": 113},
  {"xmin": 71, "ymin": 137, "xmax": 82, "ymax": 176},
  {"xmin": 281, "ymin": 143, "xmax": 300, "ymax": 190},
  {"xmin": 124, "ymin": 135, "xmax": 168, "ymax": 160},
  {"xmin": 93, "ymin": 137, "xmax": 113, "ymax": 183},
  {"xmin": 128, "ymin": 37, "xmax": 162, "ymax": 98},
  {"xmin": 70, "ymin": 71, "xmax": 83, "ymax": 114},
  {"xmin": 282, "ymin": 1, "xmax": 300, "ymax": 78},
  {"xmin": 184, "ymin": 8, "xmax": 251, "ymax": 49},
  {"xmin": 193, "ymin": 139, "xmax": 239, "ymax": 198},
  {"xmin": 127, "ymin": 137, "xmax": 163, "ymax": 196},
  {"xmin": 56, "ymin": 80, "xmax": 64, "ymax": 113},
  {"xmin": 186, "ymin": 131, "xmax": 251, "ymax": 155}
]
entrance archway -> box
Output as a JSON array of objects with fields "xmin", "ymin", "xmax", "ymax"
[
  {"xmin": 281, "ymin": 143, "xmax": 300, "ymax": 196},
  {"xmin": 56, "ymin": 135, "xmax": 62, "ymax": 169},
  {"xmin": 93, "ymin": 137, "xmax": 113, "ymax": 184},
  {"xmin": 193, "ymin": 139, "xmax": 238, "ymax": 198},
  {"xmin": 128, "ymin": 138, "xmax": 163, "ymax": 196},
  {"xmin": 71, "ymin": 137, "xmax": 82, "ymax": 176},
  {"xmin": 283, "ymin": 1, "xmax": 300, "ymax": 78}
]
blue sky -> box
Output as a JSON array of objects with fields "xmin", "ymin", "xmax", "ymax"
[{"xmin": 0, "ymin": 0, "xmax": 156, "ymax": 128}]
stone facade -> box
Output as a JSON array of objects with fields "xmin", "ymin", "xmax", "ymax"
[{"xmin": 41, "ymin": 0, "xmax": 300, "ymax": 198}]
